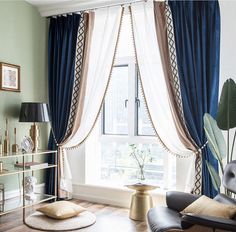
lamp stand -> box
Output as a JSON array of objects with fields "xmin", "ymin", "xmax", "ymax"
[{"xmin": 30, "ymin": 123, "xmax": 39, "ymax": 152}]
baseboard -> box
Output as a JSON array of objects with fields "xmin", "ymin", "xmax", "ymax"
[
  {"xmin": 73, "ymin": 193, "xmax": 130, "ymax": 208},
  {"xmin": 72, "ymin": 192, "xmax": 130, "ymax": 208},
  {"xmin": 4, "ymin": 183, "xmax": 45, "ymax": 200},
  {"xmin": 72, "ymin": 184, "xmax": 131, "ymax": 208},
  {"xmin": 72, "ymin": 183, "xmax": 166, "ymax": 208}
]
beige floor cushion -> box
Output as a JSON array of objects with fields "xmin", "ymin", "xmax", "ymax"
[{"xmin": 37, "ymin": 201, "xmax": 86, "ymax": 220}]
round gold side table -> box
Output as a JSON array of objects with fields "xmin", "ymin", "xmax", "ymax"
[{"xmin": 126, "ymin": 183, "xmax": 158, "ymax": 221}]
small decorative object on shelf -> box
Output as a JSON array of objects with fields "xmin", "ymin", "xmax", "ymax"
[
  {"xmin": 12, "ymin": 128, "xmax": 19, "ymax": 153},
  {"xmin": 15, "ymin": 161, "xmax": 48, "ymax": 170},
  {"xmin": 21, "ymin": 136, "xmax": 34, "ymax": 153},
  {"xmin": 24, "ymin": 176, "xmax": 37, "ymax": 200},
  {"xmin": 3, "ymin": 118, "xmax": 10, "ymax": 155},
  {"xmin": 0, "ymin": 183, "xmax": 4, "ymax": 212},
  {"xmin": 129, "ymin": 144, "xmax": 152, "ymax": 181}
]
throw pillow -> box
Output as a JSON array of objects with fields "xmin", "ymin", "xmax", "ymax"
[{"xmin": 181, "ymin": 195, "xmax": 236, "ymax": 219}]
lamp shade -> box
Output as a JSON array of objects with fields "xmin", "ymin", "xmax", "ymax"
[{"xmin": 19, "ymin": 102, "xmax": 50, "ymax": 122}]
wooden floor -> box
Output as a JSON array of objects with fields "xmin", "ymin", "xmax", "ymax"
[{"xmin": 0, "ymin": 199, "xmax": 148, "ymax": 232}]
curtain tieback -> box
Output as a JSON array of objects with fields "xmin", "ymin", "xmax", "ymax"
[{"xmin": 194, "ymin": 141, "xmax": 208, "ymax": 156}]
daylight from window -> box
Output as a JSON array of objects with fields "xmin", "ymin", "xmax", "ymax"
[{"xmin": 85, "ymin": 10, "xmax": 176, "ymax": 190}]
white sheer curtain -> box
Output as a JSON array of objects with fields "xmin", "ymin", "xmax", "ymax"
[
  {"xmin": 131, "ymin": 2, "xmax": 196, "ymax": 190},
  {"xmin": 60, "ymin": 6, "xmax": 123, "ymax": 192}
]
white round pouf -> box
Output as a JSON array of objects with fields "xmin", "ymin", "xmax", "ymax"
[{"xmin": 25, "ymin": 211, "xmax": 96, "ymax": 231}]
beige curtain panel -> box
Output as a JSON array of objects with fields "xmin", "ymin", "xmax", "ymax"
[{"xmin": 153, "ymin": 2, "xmax": 198, "ymax": 153}]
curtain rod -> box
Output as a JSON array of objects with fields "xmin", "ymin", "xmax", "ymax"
[{"xmin": 49, "ymin": 0, "xmax": 148, "ymax": 18}]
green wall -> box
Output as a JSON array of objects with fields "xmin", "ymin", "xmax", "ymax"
[{"xmin": 0, "ymin": 1, "xmax": 48, "ymax": 192}]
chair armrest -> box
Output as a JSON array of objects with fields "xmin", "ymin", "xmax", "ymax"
[
  {"xmin": 181, "ymin": 213, "xmax": 236, "ymax": 231},
  {"xmin": 166, "ymin": 191, "xmax": 200, "ymax": 212}
]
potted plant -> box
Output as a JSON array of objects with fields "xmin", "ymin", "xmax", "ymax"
[
  {"xmin": 204, "ymin": 78, "xmax": 236, "ymax": 191},
  {"xmin": 129, "ymin": 144, "xmax": 153, "ymax": 182}
]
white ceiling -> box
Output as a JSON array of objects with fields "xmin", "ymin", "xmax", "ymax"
[
  {"xmin": 26, "ymin": 0, "xmax": 140, "ymax": 17},
  {"xmin": 26, "ymin": 0, "xmax": 70, "ymax": 6}
]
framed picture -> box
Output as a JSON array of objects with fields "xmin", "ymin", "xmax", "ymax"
[{"xmin": 0, "ymin": 62, "xmax": 20, "ymax": 92}]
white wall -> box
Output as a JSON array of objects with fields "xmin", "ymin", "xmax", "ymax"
[
  {"xmin": 68, "ymin": 0, "xmax": 236, "ymax": 207},
  {"xmin": 219, "ymin": 0, "xmax": 236, "ymax": 89},
  {"xmin": 219, "ymin": 0, "xmax": 236, "ymax": 164}
]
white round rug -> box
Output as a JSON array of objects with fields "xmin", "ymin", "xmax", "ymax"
[{"xmin": 25, "ymin": 211, "xmax": 96, "ymax": 231}]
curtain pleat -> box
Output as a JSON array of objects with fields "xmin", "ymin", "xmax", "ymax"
[{"xmin": 168, "ymin": 0, "xmax": 221, "ymax": 197}]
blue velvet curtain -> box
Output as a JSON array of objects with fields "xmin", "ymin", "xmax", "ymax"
[
  {"xmin": 46, "ymin": 14, "xmax": 81, "ymax": 195},
  {"xmin": 168, "ymin": 1, "xmax": 220, "ymax": 197}
]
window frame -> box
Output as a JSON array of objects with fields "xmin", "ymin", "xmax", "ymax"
[{"xmin": 101, "ymin": 56, "xmax": 157, "ymax": 140}]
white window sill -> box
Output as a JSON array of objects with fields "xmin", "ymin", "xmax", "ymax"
[
  {"xmin": 83, "ymin": 181, "xmax": 171, "ymax": 195},
  {"xmin": 72, "ymin": 181, "xmax": 171, "ymax": 208}
]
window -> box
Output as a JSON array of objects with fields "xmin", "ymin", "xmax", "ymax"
[
  {"xmin": 99, "ymin": 56, "xmax": 176, "ymax": 188},
  {"xmin": 103, "ymin": 65, "xmax": 129, "ymax": 135},
  {"xmin": 85, "ymin": 10, "xmax": 176, "ymax": 190},
  {"xmin": 103, "ymin": 62, "xmax": 156, "ymax": 137},
  {"xmin": 103, "ymin": 58, "xmax": 156, "ymax": 137}
]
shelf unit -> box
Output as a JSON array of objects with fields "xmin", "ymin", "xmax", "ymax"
[{"xmin": 0, "ymin": 150, "xmax": 57, "ymax": 223}]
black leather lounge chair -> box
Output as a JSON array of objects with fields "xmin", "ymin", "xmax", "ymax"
[{"xmin": 147, "ymin": 160, "xmax": 236, "ymax": 232}]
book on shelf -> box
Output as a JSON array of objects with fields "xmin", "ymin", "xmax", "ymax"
[{"xmin": 14, "ymin": 162, "xmax": 48, "ymax": 170}]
